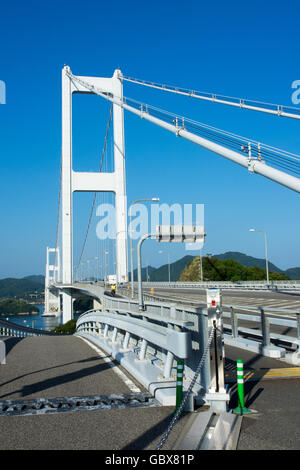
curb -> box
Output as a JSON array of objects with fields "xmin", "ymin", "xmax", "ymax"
[{"xmin": 173, "ymin": 409, "xmax": 242, "ymax": 450}]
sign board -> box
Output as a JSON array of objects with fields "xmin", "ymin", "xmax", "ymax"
[{"xmin": 156, "ymin": 225, "xmax": 206, "ymax": 243}]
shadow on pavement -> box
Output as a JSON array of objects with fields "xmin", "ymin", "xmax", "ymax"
[{"xmin": 121, "ymin": 411, "xmax": 185, "ymax": 450}]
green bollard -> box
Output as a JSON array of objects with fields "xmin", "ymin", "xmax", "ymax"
[
  {"xmin": 233, "ymin": 359, "xmax": 252, "ymax": 415},
  {"xmin": 175, "ymin": 360, "xmax": 184, "ymax": 413}
]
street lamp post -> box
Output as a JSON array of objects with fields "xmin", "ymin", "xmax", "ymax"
[
  {"xmin": 129, "ymin": 198, "xmax": 160, "ymax": 298},
  {"xmin": 94, "ymin": 257, "xmax": 98, "ymax": 282},
  {"xmin": 200, "ymin": 247, "xmax": 203, "ymax": 282},
  {"xmin": 87, "ymin": 260, "xmax": 91, "ymax": 282},
  {"xmin": 249, "ymin": 229, "xmax": 269, "ymax": 284},
  {"xmin": 104, "ymin": 251, "xmax": 109, "ymax": 287},
  {"xmin": 159, "ymin": 250, "xmax": 171, "ymax": 283}
]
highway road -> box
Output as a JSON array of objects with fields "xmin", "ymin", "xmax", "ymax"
[{"xmin": 143, "ymin": 287, "xmax": 300, "ymax": 312}]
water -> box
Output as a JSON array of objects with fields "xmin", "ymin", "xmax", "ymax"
[{"xmin": 2, "ymin": 304, "xmax": 61, "ymax": 332}]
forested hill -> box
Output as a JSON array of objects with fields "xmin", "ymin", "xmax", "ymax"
[{"xmin": 0, "ymin": 276, "xmax": 44, "ymax": 299}]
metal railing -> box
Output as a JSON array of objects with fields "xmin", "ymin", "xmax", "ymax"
[
  {"xmin": 75, "ymin": 290, "xmax": 221, "ymax": 408},
  {"xmin": 133, "ymin": 280, "xmax": 300, "ymax": 290},
  {"xmin": 0, "ymin": 318, "xmax": 57, "ymax": 338},
  {"xmin": 118, "ymin": 285, "xmax": 300, "ymax": 363}
]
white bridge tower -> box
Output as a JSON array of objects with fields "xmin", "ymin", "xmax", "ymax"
[{"xmin": 46, "ymin": 66, "xmax": 128, "ymax": 323}]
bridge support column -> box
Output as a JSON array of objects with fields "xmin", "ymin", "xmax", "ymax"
[
  {"xmin": 44, "ymin": 247, "xmax": 60, "ymax": 317},
  {"xmin": 62, "ymin": 291, "xmax": 73, "ymax": 323}
]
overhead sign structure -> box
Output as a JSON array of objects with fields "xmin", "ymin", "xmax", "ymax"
[
  {"xmin": 137, "ymin": 226, "xmax": 206, "ymax": 310},
  {"xmin": 156, "ymin": 225, "xmax": 206, "ymax": 243}
]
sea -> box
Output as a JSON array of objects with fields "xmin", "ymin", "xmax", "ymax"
[{"xmin": 1, "ymin": 304, "xmax": 80, "ymax": 332}]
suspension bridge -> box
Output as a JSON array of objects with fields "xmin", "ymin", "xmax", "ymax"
[{"xmin": 1, "ymin": 66, "xmax": 300, "ymax": 450}]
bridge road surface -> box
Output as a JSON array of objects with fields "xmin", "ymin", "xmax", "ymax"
[
  {"xmin": 0, "ymin": 335, "xmax": 191, "ymax": 450},
  {"xmin": 143, "ymin": 287, "xmax": 300, "ymax": 311}
]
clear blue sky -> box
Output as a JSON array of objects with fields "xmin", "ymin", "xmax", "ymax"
[{"xmin": 0, "ymin": 0, "xmax": 300, "ymax": 278}]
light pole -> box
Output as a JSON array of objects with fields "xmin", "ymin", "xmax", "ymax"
[
  {"xmin": 199, "ymin": 247, "xmax": 203, "ymax": 282},
  {"xmin": 249, "ymin": 228, "xmax": 269, "ymax": 284},
  {"xmin": 129, "ymin": 198, "xmax": 160, "ymax": 298},
  {"xmin": 159, "ymin": 250, "xmax": 171, "ymax": 283},
  {"xmin": 94, "ymin": 257, "xmax": 98, "ymax": 282},
  {"xmin": 87, "ymin": 259, "xmax": 91, "ymax": 282},
  {"xmin": 104, "ymin": 251, "xmax": 109, "ymax": 287}
]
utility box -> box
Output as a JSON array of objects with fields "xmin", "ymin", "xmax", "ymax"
[{"xmin": 206, "ymin": 288, "xmax": 222, "ymax": 308}]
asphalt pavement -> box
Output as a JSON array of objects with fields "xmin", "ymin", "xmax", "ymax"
[{"xmin": 0, "ymin": 335, "xmax": 190, "ymax": 450}]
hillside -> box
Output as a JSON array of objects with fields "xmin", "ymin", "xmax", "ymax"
[
  {"xmin": 214, "ymin": 252, "xmax": 283, "ymax": 273},
  {"xmin": 134, "ymin": 255, "xmax": 194, "ymax": 282},
  {"xmin": 179, "ymin": 256, "xmax": 289, "ymax": 282},
  {"xmin": 0, "ymin": 298, "xmax": 39, "ymax": 315},
  {"xmin": 0, "ymin": 276, "xmax": 44, "ymax": 299}
]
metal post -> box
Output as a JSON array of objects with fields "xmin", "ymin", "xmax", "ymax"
[
  {"xmin": 230, "ymin": 306, "xmax": 238, "ymax": 338},
  {"xmin": 233, "ymin": 359, "xmax": 252, "ymax": 415},
  {"xmin": 176, "ymin": 359, "xmax": 184, "ymax": 412},
  {"xmin": 129, "ymin": 198, "xmax": 159, "ymax": 298},
  {"xmin": 137, "ymin": 233, "xmax": 154, "ymax": 311},
  {"xmin": 260, "ymin": 307, "xmax": 270, "ymax": 347},
  {"xmin": 264, "ymin": 231, "xmax": 270, "ymax": 285}
]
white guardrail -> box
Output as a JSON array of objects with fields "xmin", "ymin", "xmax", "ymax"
[
  {"xmin": 71, "ymin": 283, "xmax": 227, "ymax": 409},
  {"xmin": 138, "ymin": 280, "xmax": 300, "ymax": 290},
  {"xmin": 120, "ymin": 286, "xmax": 300, "ymax": 363},
  {"xmin": 52, "ymin": 281, "xmax": 300, "ymax": 409}
]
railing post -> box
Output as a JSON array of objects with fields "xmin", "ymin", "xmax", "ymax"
[
  {"xmin": 123, "ymin": 332, "xmax": 131, "ymax": 350},
  {"xmin": 260, "ymin": 308, "xmax": 270, "ymax": 347},
  {"xmin": 111, "ymin": 327, "xmax": 118, "ymax": 343},
  {"xmin": 103, "ymin": 324, "xmax": 109, "ymax": 338},
  {"xmin": 163, "ymin": 351, "xmax": 174, "ymax": 378},
  {"xmin": 296, "ymin": 313, "xmax": 300, "ymax": 346},
  {"xmin": 138, "ymin": 339, "xmax": 148, "ymax": 361},
  {"xmin": 230, "ymin": 306, "xmax": 238, "ymax": 338}
]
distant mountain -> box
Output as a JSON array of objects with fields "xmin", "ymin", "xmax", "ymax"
[
  {"xmin": 284, "ymin": 268, "xmax": 300, "ymax": 280},
  {"xmin": 213, "ymin": 252, "xmax": 283, "ymax": 273},
  {"xmin": 135, "ymin": 251, "xmax": 300, "ymax": 282},
  {"xmin": 179, "ymin": 256, "xmax": 289, "ymax": 282},
  {"xmin": 22, "ymin": 275, "xmax": 45, "ymax": 285},
  {"xmin": 134, "ymin": 255, "xmax": 193, "ymax": 282},
  {"xmin": 0, "ymin": 275, "xmax": 45, "ymax": 299}
]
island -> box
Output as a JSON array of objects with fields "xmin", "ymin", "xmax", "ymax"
[{"xmin": 0, "ymin": 298, "xmax": 39, "ymax": 316}]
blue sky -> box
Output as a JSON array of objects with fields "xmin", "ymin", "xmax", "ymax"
[{"xmin": 0, "ymin": 0, "xmax": 300, "ymax": 278}]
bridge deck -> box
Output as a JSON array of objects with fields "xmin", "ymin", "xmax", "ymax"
[{"xmin": 0, "ymin": 335, "xmax": 190, "ymax": 450}]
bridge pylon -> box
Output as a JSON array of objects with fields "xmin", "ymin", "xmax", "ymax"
[
  {"xmin": 44, "ymin": 247, "xmax": 61, "ymax": 317},
  {"xmin": 60, "ymin": 66, "xmax": 128, "ymax": 323}
]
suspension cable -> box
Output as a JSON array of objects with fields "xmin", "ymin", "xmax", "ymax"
[
  {"xmin": 74, "ymin": 104, "xmax": 113, "ymax": 276},
  {"xmin": 122, "ymin": 74, "xmax": 300, "ymax": 121},
  {"xmin": 66, "ymin": 71, "xmax": 300, "ymax": 192}
]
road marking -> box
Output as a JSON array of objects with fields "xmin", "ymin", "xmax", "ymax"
[
  {"xmin": 226, "ymin": 367, "xmax": 300, "ymax": 382},
  {"xmin": 77, "ymin": 336, "xmax": 141, "ymax": 394}
]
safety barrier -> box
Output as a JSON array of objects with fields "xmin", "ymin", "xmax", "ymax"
[
  {"xmin": 118, "ymin": 286, "xmax": 300, "ymax": 363},
  {"xmin": 0, "ymin": 318, "xmax": 57, "ymax": 338},
  {"xmin": 132, "ymin": 280, "xmax": 300, "ymax": 290},
  {"xmin": 75, "ymin": 292, "xmax": 228, "ymax": 409},
  {"xmin": 222, "ymin": 305, "xmax": 300, "ymax": 362}
]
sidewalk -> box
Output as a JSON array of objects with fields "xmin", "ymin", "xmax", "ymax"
[{"xmin": 225, "ymin": 345, "xmax": 300, "ymax": 450}]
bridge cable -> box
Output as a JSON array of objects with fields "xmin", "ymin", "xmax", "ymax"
[
  {"xmin": 74, "ymin": 104, "xmax": 113, "ymax": 276},
  {"xmin": 66, "ymin": 71, "xmax": 300, "ymax": 192},
  {"xmin": 122, "ymin": 74, "xmax": 300, "ymax": 121}
]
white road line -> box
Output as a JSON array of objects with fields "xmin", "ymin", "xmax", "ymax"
[{"xmin": 77, "ymin": 336, "xmax": 141, "ymax": 394}]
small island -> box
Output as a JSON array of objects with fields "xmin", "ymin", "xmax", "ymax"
[{"xmin": 0, "ymin": 298, "xmax": 39, "ymax": 316}]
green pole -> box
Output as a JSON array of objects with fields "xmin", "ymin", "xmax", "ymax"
[
  {"xmin": 176, "ymin": 360, "xmax": 184, "ymax": 412},
  {"xmin": 233, "ymin": 359, "xmax": 252, "ymax": 414}
]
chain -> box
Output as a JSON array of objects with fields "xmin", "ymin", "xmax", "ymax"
[{"xmin": 155, "ymin": 325, "xmax": 216, "ymax": 451}]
